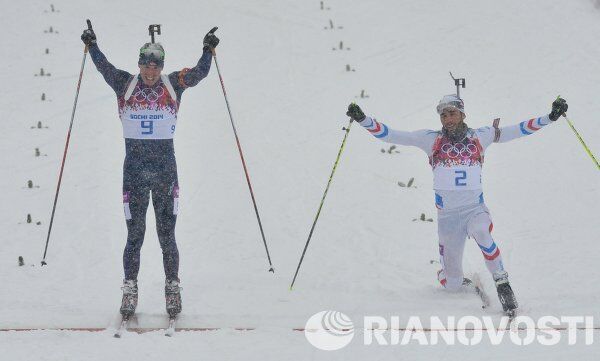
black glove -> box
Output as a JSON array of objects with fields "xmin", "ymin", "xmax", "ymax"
[
  {"xmin": 203, "ymin": 29, "xmax": 219, "ymax": 50},
  {"xmin": 81, "ymin": 29, "xmax": 96, "ymax": 46},
  {"xmin": 549, "ymin": 97, "xmax": 568, "ymax": 121},
  {"xmin": 346, "ymin": 103, "xmax": 366, "ymax": 121}
]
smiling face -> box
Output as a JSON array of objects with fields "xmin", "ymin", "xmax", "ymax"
[
  {"xmin": 439, "ymin": 108, "xmax": 465, "ymax": 132},
  {"xmin": 138, "ymin": 62, "xmax": 162, "ymax": 86}
]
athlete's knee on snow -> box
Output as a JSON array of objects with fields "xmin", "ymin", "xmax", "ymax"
[{"xmin": 437, "ymin": 269, "xmax": 463, "ymax": 290}]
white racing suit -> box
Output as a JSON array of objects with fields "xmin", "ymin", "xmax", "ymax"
[{"xmin": 358, "ymin": 114, "xmax": 554, "ymax": 289}]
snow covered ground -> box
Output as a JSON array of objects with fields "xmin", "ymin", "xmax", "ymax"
[{"xmin": 1, "ymin": 0, "xmax": 599, "ymax": 359}]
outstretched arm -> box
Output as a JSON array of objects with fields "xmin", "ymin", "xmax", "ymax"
[
  {"xmin": 81, "ymin": 25, "xmax": 134, "ymax": 96},
  {"xmin": 476, "ymin": 98, "xmax": 569, "ymax": 149},
  {"xmin": 347, "ymin": 103, "xmax": 437, "ymax": 153},
  {"xmin": 358, "ymin": 116, "xmax": 437, "ymax": 152}
]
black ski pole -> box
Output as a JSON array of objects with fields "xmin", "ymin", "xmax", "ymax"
[
  {"xmin": 209, "ymin": 27, "xmax": 274, "ymax": 273},
  {"xmin": 41, "ymin": 19, "xmax": 92, "ymax": 266},
  {"xmin": 290, "ymin": 118, "xmax": 354, "ymax": 290}
]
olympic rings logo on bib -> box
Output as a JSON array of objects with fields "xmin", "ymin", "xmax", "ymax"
[
  {"xmin": 133, "ymin": 86, "xmax": 165, "ymax": 102},
  {"xmin": 440, "ymin": 142, "xmax": 479, "ymax": 159}
]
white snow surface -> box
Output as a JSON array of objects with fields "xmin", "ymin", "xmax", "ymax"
[{"xmin": 1, "ymin": 0, "xmax": 600, "ymax": 359}]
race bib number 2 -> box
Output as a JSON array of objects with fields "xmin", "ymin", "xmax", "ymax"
[
  {"xmin": 433, "ymin": 167, "xmax": 482, "ymax": 190},
  {"xmin": 454, "ymin": 170, "xmax": 467, "ymax": 186}
]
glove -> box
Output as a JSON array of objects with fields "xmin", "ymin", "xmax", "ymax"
[
  {"xmin": 346, "ymin": 103, "xmax": 366, "ymax": 121},
  {"xmin": 81, "ymin": 29, "xmax": 96, "ymax": 46},
  {"xmin": 203, "ymin": 30, "xmax": 219, "ymax": 50},
  {"xmin": 549, "ymin": 97, "xmax": 568, "ymax": 121}
]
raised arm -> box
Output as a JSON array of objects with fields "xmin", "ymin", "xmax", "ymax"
[
  {"xmin": 88, "ymin": 46, "xmax": 133, "ymax": 96},
  {"xmin": 81, "ymin": 27, "xmax": 133, "ymax": 96},
  {"xmin": 168, "ymin": 50, "xmax": 212, "ymax": 94},
  {"xmin": 168, "ymin": 28, "xmax": 218, "ymax": 95},
  {"xmin": 346, "ymin": 103, "xmax": 437, "ymax": 153}
]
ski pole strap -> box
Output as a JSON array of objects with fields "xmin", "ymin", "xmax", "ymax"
[
  {"xmin": 564, "ymin": 115, "xmax": 600, "ymax": 170},
  {"xmin": 492, "ymin": 118, "xmax": 501, "ymax": 143}
]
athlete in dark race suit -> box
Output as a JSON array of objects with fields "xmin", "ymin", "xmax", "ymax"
[{"xmin": 81, "ymin": 26, "xmax": 220, "ymax": 318}]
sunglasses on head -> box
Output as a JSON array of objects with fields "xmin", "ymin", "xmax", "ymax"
[
  {"xmin": 437, "ymin": 101, "xmax": 463, "ymax": 115},
  {"xmin": 140, "ymin": 47, "xmax": 164, "ymax": 59}
]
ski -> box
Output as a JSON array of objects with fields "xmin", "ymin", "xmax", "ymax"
[
  {"xmin": 165, "ymin": 316, "xmax": 177, "ymax": 337},
  {"xmin": 505, "ymin": 309, "xmax": 517, "ymax": 324},
  {"xmin": 471, "ymin": 273, "xmax": 491, "ymax": 309},
  {"xmin": 114, "ymin": 316, "xmax": 130, "ymax": 338},
  {"xmin": 501, "ymin": 309, "xmax": 518, "ymax": 330}
]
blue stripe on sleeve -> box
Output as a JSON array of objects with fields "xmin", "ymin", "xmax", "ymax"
[
  {"xmin": 374, "ymin": 123, "xmax": 389, "ymax": 138},
  {"xmin": 520, "ymin": 122, "xmax": 532, "ymax": 135}
]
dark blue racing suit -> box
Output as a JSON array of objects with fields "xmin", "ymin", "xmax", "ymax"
[{"xmin": 89, "ymin": 44, "xmax": 211, "ymax": 281}]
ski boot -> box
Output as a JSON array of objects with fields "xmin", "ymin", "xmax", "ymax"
[
  {"xmin": 120, "ymin": 279, "xmax": 138, "ymax": 317},
  {"xmin": 165, "ymin": 279, "xmax": 182, "ymax": 317},
  {"xmin": 494, "ymin": 271, "xmax": 518, "ymax": 317}
]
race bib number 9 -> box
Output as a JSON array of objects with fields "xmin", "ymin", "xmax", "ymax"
[{"xmin": 121, "ymin": 110, "xmax": 177, "ymax": 139}]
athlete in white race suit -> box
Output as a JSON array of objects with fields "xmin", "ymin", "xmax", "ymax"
[{"xmin": 345, "ymin": 96, "xmax": 568, "ymax": 313}]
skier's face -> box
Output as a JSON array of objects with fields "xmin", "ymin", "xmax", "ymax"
[
  {"xmin": 138, "ymin": 63, "xmax": 163, "ymax": 86},
  {"xmin": 440, "ymin": 108, "xmax": 465, "ymax": 131}
]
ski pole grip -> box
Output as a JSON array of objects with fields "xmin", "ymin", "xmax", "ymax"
[
  {"xmin": 208, "ymin": 27, "xmax": 218, "ymax": 56},
  {"xmin": 86, "ymin": 19, "xmax": 93, "ymax": 30}
]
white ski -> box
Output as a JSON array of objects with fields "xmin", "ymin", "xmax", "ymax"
[
  {"xmin": 471, "ymin": 273, "xmax": 491, "ymax": 309},
  {"xmin": 165, "ymin": 316, "xmax": 176, "ymax": 337},
  {"xmin": 114, "ymin": 316, "xmax": 129, "ymax": 338}
]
